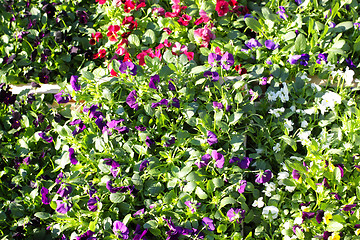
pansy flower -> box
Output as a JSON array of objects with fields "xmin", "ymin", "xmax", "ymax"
[
  {"xmin": 113, "ymin": 221, "xmax": 129, "ymax": 239},
  {"xmin": 195, "ymin": 154, "xmax": 211, "ymax": 168},
  {"xmin": 38, "ymin": 132, "xmax": 53, "ymax": 143},
  {"xmin": 264, "ymin": 40, "xmax": 279, "ymax": 50},
  {"xmin": 133, "ymin": 224, "xmax": 148, "ymax": 240},
  {"xmin": 221, "ymin": 52, "xmax": 234, "ymax": 70},
  {"xmin": 343, "ymin": 204, "xmax": 356, "ymax": 212},
  {"xmin": 172, "ymin": 97, "xmax": 180, "ymax": 108},
  {"xmin": 69, "ymin": 119, "xmax": 86, "ymax": 136},
  {"xmin": 149, "ymin": 74, "xmax": 160, "ymax": 90},
  {"xmin": 237, "ymin": 180, "xmax": 247, "ymax": 194},
  {"xmin": 227, "ymin": 208, "xmax": 245, "ymax": 223},
  {"xmin": 145, "ymin": 136, "xmax": 155, "ymax": 147},
  {"xmin": 245, "ymin": 38, "xmax": 262, "ymax": 50},
  {"xmin": 89, "ymin": 32, "xmax": 103, "ymax": 45},
  {"xmin": 178, "ymin": 14, "xmax": 192, "ymax": 26},
  {"xmin": 276, "ymin": 6, "xmax": 288, "ymax": 20},
  {"xmin": 216, "ymin": 0, "xmax": 229, "ymax": 17},
  {"xmin": 151, "ymin": 99, "xmax": 169, "ymax": 108},
  {"xmin": 207, "ymin": 131, "xmax": 218, "ymax": 145},
  {"xmin": 57, "ymin": 184, "xmax": 72, "ymax": 198},
  {"xmin": 202, "ymin": 217, "xmax": 215, "ymax": 231},
  {"xmin": 76, "ymin": 230, "xmax": 95, "ymax": 240},
  {"xmin": 56, "ymin": 200, "xmax": 72, "ymax": 214},
  {"xmin": 184, "ymin": 201, "xmax": 201, "ymax": 213},
  {"xmin": 213, "ymin": 101, "xmax": 224, "ymax": 110},
  {"xmin": 139, "ymin": 160, "xmax": 149, "ymax": 171},
  {"xmin": 212, "ymin": 150, "xmax": 225, "ymax": 168},
  {"xmin": 107, "ymin": 25, "xmax": 120, "ymax": 41},
  {"xmin": 119, "ymin": 61, "xmax": 137, "ymax": 76},
  {"xmin": 255, "ymin": 170, "xmax": 273, "ymax": 184},
  {"xmin": 41, "ymin": 187, "xmax": 50, "ymax": 205},
  {"xmin": 87, "ymin": 197, "xmax": 98, "ymax": 212},
  {"xmin": 204, "ymin": 71, "xmax": 220, "ymax": 81},
  {"xmin": 126, "ymin": 90, "xmax": 139, "ymax": 110}
]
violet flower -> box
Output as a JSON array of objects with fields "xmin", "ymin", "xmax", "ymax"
[
  {"xmin": 237, "ymin": 180, "xmax": 247, "ymax": 194},
  {"xmin": 135, "ymin": 125, "xmax": 146, "ymax": 131},
  {"xmin": 221, "ymin": 52, "xmax": 234, "ymax": 70},
  {"xmin": 204, "ymin": 71, "xmax": 219, "ymax": 81},
  {"xmin": 264, "ymin": 40, "xmax": 279, "ymax": 50},
  {"xmin": 212, "ymin": 150, "xmax": 225, "ymax": 168},
  {"xmin": 288, "ymin": 55, "xmax": 302, "ymax": 64},
  {"xmin": 213, "ymin": 101, "xmax": 224, "ymax": 110},
  {"xmin": 76, "ymin": 230, "xmax": 95, "ymax": 240},
  {"xmin": 227, "ymin": 208, "xmax": 245, "ymax": 223},
  {"xmin": 195, "ymin": 154, "xmax": 211, "ymax": 168},
  {"xmin": 292, "ymin": 169, "xmax": 301, "ymax": 180},
  {"xmin": 70, "ymin": 75, "xmax": 81, "ymax": 91},
  {"xmin": 316, "ymin": 53, "xmax": 328, "ymax": 64},
  {"xmin": 38, "ymin": 132, "xmax": 53, "ymax": 143},
  {"xmin": 255, "ymin": 170, "xmax": 272, "ymax": 184},
  {"xmin": 126, "ymin": 90, "xmax": 139, "ymax": 110},
  {"xmin": 276, "ymin": 6, "xmax": 288, "ymax": 20},
  {"xmin": 87, "ymin": 197, "xmax": 98, "ymax": 212},
  {"xmin": 202, "ymin": 217, "xmax": 215, "ymax": 231},
  {"xmin": 164, "ymin": 137, "xmax": 176, "ymax": 147},
  {"xmin": 330, "ymin": 192, "xmax": 341, "ymax": 200},
  {"xmin": 245, "ymin": 38, "xmax": 262, "ymax": 49},
  {"xmin": 133, "ymin": 224, "xmax": 148, "ymax": 240},
  {"xmin": 172, "ymin": 97, "xmax": 180, "ymax": 108},
  {"xmin": 139, "ymin": 160, "xmax": 149, "ymax": 171},
  {"xmin": 54, "ymin": 91, "xmax": 70, "ymax": 104},
  {"xmin": 57, "ymin": 184, "xmax": 72, "ymax": 198},
  {"xmin": 151, "ymin": 99, "xmax": 169, "ymax": 108},
  {"xmin": 119, "ymin": 61, "xmax": 137, "ymax": 76},
  {"xmin": 207, "ymin": 131, "xmax": 218, "ymax": 146},
  {"xmin": 168, "ymin": 80, "xmax": 176, "ymax": 91},
  {"xmin": 55, "ymin": 172, "xmax": 64, "ymax": 184},
  {"xmin": 76, "ymin": 10, "xmax": 88, "ymax": 24},
  {"xmin": 343, "ymin": 204, "xmax": 357, "ymax": 211},
  {"xmin": 113, "ymin": 221, "xmax": 129, "ymax": 239},
  {"xmin": 69, "ymin": 148, "xmax": 78, "ymax": 165},
  {"xmin": 145, "ymin": 136, "xmax": 155, "ymax": 147},
  {"xmin": 38, "ymin": 67, "xmax": 51, "ymax": 83},
  {"xmin": 302, "ymin": 211, "xmax": 315, "ymax": 221},
  {"xmin": 69, "ymin": 119, "xmax": 86, "ymax": 136},
  {"xmin": 299, "ymin": 53, "xmax": 310, "ymax": 66},
  {"xmin": 149, "ymin": 74, "xmax": 160, "ymax": 90},
  {"xmin": 316, "ymin": 210, "xmax": 324, "ymax": 224},
  {"xmin": 56, "ymin": 200, "xmax": 72, "ymax": 214},
  {"xmin": 208, "ymin": 53, "xmax": 221, "ymax": 67},
  {"xmin": 41, "ymin": 187, "xmax": 50, "ymax": 205},
  {"xmin": 133, "ymin": 209, "xmax": 145, "ymax": 216},
  {"xmin": 185, "ymin": 201, "xmax": 201, "ymax": 213}
]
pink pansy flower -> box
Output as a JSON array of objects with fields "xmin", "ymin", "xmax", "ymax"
[
  {"xmin": 194, "ymin": 25, "xmax": 216, "ymax": 48},
  {"xmin": 172, "ymin": 42, "xmax": 188, "ymax": 55},
  {"xmin": 107, "ymin": 25, "xmax": 120, "ymax": 41},
  {"xmin": 95, "ymin": 0, "xmax": 106, "ymax": 4},
  {"xmin": 178, "ymin": 14, "xmax": 192, "ymax": 26},
  {"xmin": 124, "ymin": 0, "xmax": 136, "ymax": 13}
]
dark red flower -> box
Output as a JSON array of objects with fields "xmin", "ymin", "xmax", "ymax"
[
  {"xmin": 124, "ymin": 0, "xmax": 135, "ymax": 13},
  {"xmin": 216, "ymin": 0, "xmax": 230, "ymax": 17},
  {"xmin": 107, "ymin": 25, "xmax": 120, "ymax": 41},
  {"xmin": 89, "ymin": 32, "xmax": 103, "ymax": 45}
]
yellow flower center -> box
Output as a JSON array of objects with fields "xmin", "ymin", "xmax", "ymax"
[{"xmin": 324, "ymin": 213, "xmax": 332, "ymax": 224}]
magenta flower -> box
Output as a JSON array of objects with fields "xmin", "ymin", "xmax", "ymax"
[
  {"xmin": 184, "ymin": 201, "xmax": 201, "ymax": 213},
  {"xmin": 237, "ymin": 180, "xmax": 247, "ymax": 194},
  {"xmin": 208, "ymin": 53, "xmax": 222, "ymax": 67},
  {"xmin": 292, "ymin": 169, "xmax": 300, "ymax": 180},
  {"xmin": 255, "ymin": 170, "xmax": 272, "ymax": 184},
  {"xmin": 145, "ymin": 136, "xmax": 155, "ymax": 147},
  {"xmin": 126, "ymin": 90, "xmax": 139, "ymax": 110},
  {"xmin": 207, "ymin": 131, "xmax": 218, "ymax": 145},
  {"xmin": 316, "ymin": 210, "xmax": 324, "ymax": 224},
  {"xmin": 194, "ymin": 25, "xmax": 216, "ymax": 48},
  {"xmin": 213, "ymin": 101, "xmax": 224, "ymax": 110},
  {"xmin": 343, "ymin": 204, "xmax": 357, "ymax": 211},
  {"xmin": 135, "ymin": 125, "xmax": 146, "ymax": 131},
  {"xmin": 276, "ymin": 6, "xmax": 288, "ymax": 20},
  {"xmin": 70, "ymin": 75, "xmax": 81, "ymax": 91},
  {"xmin": 119, "ymin": 61, "xmax": 137, "ymax": 76},
  {"xmin": 288, "ymin": 55, "xmax": 302, "ymax": 64},
  {"xmin": 41, "ymin": 187, "xmax": 50, "ymax": 205},
  {"xmin": 133, "ymin": 224, "xmax": 148, "ymax": 240},
  {"xmin": 113, "ymin": 221, "xmax": 129, "ymax": 239},
  {"xmin": 202, "ymin": 217, "xmax": 215, "ymax": 231},
  {"xmin": 133, "ymin": 208, "xmax": 145, "ymax": 216},
  {"xmin": 212, "ymin": 150, "xmax": 225, "ymax": 168},
  {"xmin": 227, "ymin": 208, "xmax": 245, "ymax": 223}
]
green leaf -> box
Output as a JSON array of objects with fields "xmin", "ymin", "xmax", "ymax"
[
  {"xmin": 295, "ymin": 34, "xmax": 307, "ymax": 52},
  {"xmin": 305, "ymin": 178, "xmax": 316, "ymax": 191},
  {"xmin": 219, "ymin": 197, "xmax": 236, "ymax": 209},
  {"xmin": 82, "ymin": 71, "xmax": 95, "ymax": 81},
  {"xmin": 144, "ymin": 220, "xmax": 158, "ymax": 229},
  {"xmin": 195, "ymin": 186, "xmax": 208, "ymax": 199},
  {"xmin": 183, "ymin": 181, "xmax": 197, "ymax": 193},
  {"xmin": 89, "ymin": 221, "xmax": 96, "ymax": 232},
  {"xmin": 245, "ymin": 18, "xmax": 263, "ymax": 33},
  {"xmin": 333, "ymin": 21, "xmax": 353, "ymax": 32},
  {"xmin": 142, "ymin": 29, "xmax": 156, "ymax": 45},
  {"xmin": 229, "ymin": 112, "xmax": 243, "ymax": 125},
  {"xmin": 217, "ymin": 224, "xmax": 227, "ymax": 233},
  {"xmin": 111, "ymin": 59, "xmax": 121, "ymax": 73},
  {"xmin": 189, "ymin": 66, "xmax": 206, "ymax": 75},
  {"xmin": 35, "ymin": 212, "xmax": 51, "ymax": 219},
  {"xmin": 326, "ymin": 221, "xmax": 343, "ymax": 232},
  {"xmin": 178, "ymin": 166, "xmax": 192, "ymax": 178},
  {"xmin": 163, "ymin": 50, "xmax": 175, "ymax": 63},
  {"xmin": 280, "ymin": 135, "xmax": 297, "ymax": 151},
  {"xmin": 110, "ymin": 193, "xmax": 126, "ymax": 203},
  {"xmin": 128, "ymin": 34, "xmax": 140, "ymax": 47}
]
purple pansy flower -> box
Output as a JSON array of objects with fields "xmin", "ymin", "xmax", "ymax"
[
  {"xmin": 292, "ymin": 169, "xmax": 301, "ymax": 180},
  {"xmin": 151, "ymin": 99, "xmax": 169, "ymax": 108},
  {"xmin": 38, "ymin": 132, "xmax": 53, "ymax": 143},
  {"xmin": 104, "ymin": 158, "xmax": 121, "ymax": 178},
  {"xmin": 213, "ymin": 101, "xmax": 224, "ymax": 110},
  {"xmin": 323, "ymin": 231, "xmax": 332, "ymax": 240},
  {"xmin": 245, "ymin": 38, "xmax": 262, "ymax": 49},
  {"xmin": 139, "ymin": 160, "xmax": 150, "ymax": 171},
  {"xmin": 55, "ymin": 172, "xmax": 65, "ymax": 184},
  {"xmin": 221, "ymin": 52, "xmax": 234, "ymax": 70},
  {"xmin": 69, "ymin": 119, "xmax": 86, "ymax": 136},
  {"xmin": 255, "ymin": 170, "xmax": 273, "ymax": 184},
  {"xmin": 87, "ymin": 197, "xmax": 98, "ymax": 212},
  {"xmin": 316, "ymin": 210, "xmax": 324, "ymax": 224},
  {"xmin": 172, "ymin": 97, "xmax": 180, "ymax": 108},
  {"xmin": 227, "ymin": 208, "xmax": 245, "ymax": 223},
  {"xmin": 212, "ymin": 150, "xmax": 225, "ymax": 168},
  {"xmin": 237, "ymin": 180, "xmax": 247, "ymax": 194},
  {"xmin": 76, "ymin": 230, "xmax": 95, "ymax": 240},
  {"xmin": 226, "ymin": 105, "xmax": 232, "ymax": 112},
  {"xmin": 133, "ymin": 208, "xmax": 145, "ymax": 216},
  {"xmin": 288, "ymin": 55, "xmax": 302, "ymax": 64},
  {"xmin": 354, "ymin": 23, "xmax": 360, "ymax": 30},
  {"xmin": 343, "ymin": 204, "xmax": 357, "ymax": 211},
  {"xmin": 299, "ymin": 53, "xmax": 310, "ymax": 66},
  {"xmin": 330, "ymin": 192, "xmax": 341, "ymax": 200},
  {"xmin": 145, "ymin": 136, "xmax": 155, "ymax": 147},
  {"xmin": 293, "ymin": 225, "xmax": 302, "ymax": 234},
  {"xmin": 202, "ymin": 217, "xmax": 215, "ymax": 231},
  {"xmin": 195, "ymin": 154, "xmax": 211, "ymax": 168},
  {"xmin": 168, "ymin": 80, "xmax": 176, "ymax": 91},
  {"xmin": 302, "ymin": 211, "xmax": 315, "ymax": 221},
  {"xmin": 264, "ymin": 40, "xmax": 279, "ymax": 50},
  {"xmin": 316, "ymin": 53, "xmax": 328, "ymax": 64},
  {"xmin": 113, "ymin": 221, "xmax": 129, "ymax": 239},
  {"xmin": 133, "ymin": 224, "xmax": 148, "ymax": 240},
  {"xmin": 204, "ymin": 71, "xmax": 220, "ymax": 81},
  {"xmin": 149, "ymin": 74, "xmax": 160, "ymax": 90},
  {"xmin": 135, "ymin": 125, "xmax": 146, "ymax": 131},
  {"xmin": 70, "ymin": 75, "xmax": 81, "ymax": 91},
  {"xmin": 56, "ymin": 200, "xmax": 72, "ymax": 214},
  {"xmin": 54, "ymin": 90, "xmax": 70, "ymax": 104},
  {"xmin": 185, "ymin": 201, "xmax": 201, "ymax": 213},
  {"xmin": 119, "ymin": 61, "xmax": 137, "ymax": 76},
  {"xmin": 208, "ymin": 53, "xmax": 222, "ymax": 67},
  {"xmin": 69, "ymin": 148, "xmax": 78, "ymax": 165},
  {"xmin": 207, "ymin": 131, "xmax": 218, "ymax": 146},
  {"xmin": 165, "ymin": 218, "xmax": 192, "ymax": 240},
  {"xmin": 346, "ymin": 58, "xmax": 356, "ymax": 69},
  {"xmin": 276, "ymin": 6, "xmax": 288, "ymax": 20},
  {"xmin": 239, "ymin": 157, "xmax": 252, "ymax": 169},
  {"xmin": 41, "ymin": 187, "xmax": 50, "ymax": 205},
  {"xmin": 164, "ymin": 137, "xmax": 176, "ymax": 147},
  {"xmin": 57, "ymin": 184, "xmax": 72, "ymax": 198},
  {"xmin": 126, "ymin": 90, "xmax": 139, "ymax": 110}
]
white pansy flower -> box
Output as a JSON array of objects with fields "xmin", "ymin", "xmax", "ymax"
[
  {"xmin": 284, "ymin": 119, "xmax": 294, "ymax": 132},
  {"xmin": 303, "ymin": 107, "xmax": 316, "ymax": 115},
  {"xmin": 277, "ymin": 172, "xmax": 289, "ymax": 180},
  {"xmin": 283, "ymin": 221, "xmax": 292, "ymax": 230},
  {"xmin": 344, "ymin": 67, "xmax": 355, "ymax": 86},
  {"xmin": 285, "ymin": 185, "xmax": 296, "ymax": 192},
  {"xmin": 273, "ymin": 143, "xmax": 281, "ymax": 153},
  {"xmin": 252, "ymin": 197, "xmax": 264, "ymax": 208},
  {"xmin": 311, "ymin": 83, "xmax": 321, "ymax": 91},
  {"xmin": 318, "ymin": 91, "xmax": 342, "ymax": 114},
  {"xmin": 269, "ymin": 107, "xmax": 285, "ymax": 117},
  {"xmin": 343, "ymin": 142, "xmax": 353, "ymax": 151},
  {"xmin": 294, "ymin": 217, "xmax": 303, "ymax": 225},
  {"xmin": 262, "ymin": 206, "xmax": 279, "ymax": 219},
  {"xmin": 300, "ymin": 120, "xmax": 308, "ymax": 128},
  {"xmin": 267, "ymin": 91, "xmax": 278, "ymax": 101},
  {"xmin": 298, "ymin": 130, "xmax": 311, "ymax": 146},
  {"xmin": 290, "ymin": 105, "xmax": 296, "ymax": 112}
]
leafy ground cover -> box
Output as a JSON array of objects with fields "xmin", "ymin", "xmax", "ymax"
[{"xmin": 1, "ymin": 0, "xmax": 360, "ymax": 239}]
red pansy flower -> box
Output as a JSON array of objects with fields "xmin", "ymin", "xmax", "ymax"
[
  {"xmin": 107, "ymin": 25, "xmax": 120, "ymax": 41},
  {"xmin": 89, "ymin": 32, "xmax": 103, "ymax": 45},
  {"xmin": 216, "ymin": 0, "xmax": 230, "ymax": 17}
]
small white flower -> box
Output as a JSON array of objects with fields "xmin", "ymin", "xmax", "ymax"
[
  {"xmin": 280, "ymin": 162, "xmax": 289, "ymax": 171},
  {"xmin": 347, "ymin": 98, "xmax": 356, "ymax": 106},
  {"xmin": 277, "ymin": 172, "xmax": 289, "ymax": 180},
  {"xmin": 311, "ymin": 83, "xmax": 321, "ymax": 91},
  {"xmin": 263, "ymin": 189, "xmax": 272, "ymax": 197},
  {"xmin": 284, "ymin": 119, "xmax": 294, "ymax": 132},
  {"xmin": 344, "ymin": 67, "xmax": 355, "ymax": 86},
  {"xmin": 294, "ymin": 217, "xmax": 303, "ymax": 225},
  {"xmin": 303, "ymin": 108, "xmax": 316, "ymax": 115},
  {"xmin": 273, "ymin": 143, "xmax": 281, "ymax": 153},
  {"xmin": 264, "ymin": 182, "xmax": 276, "ymax": 191},
  {"xmin": 252, "ymin": 197, "xmax": 264, "ymax": 208},
  {"xmin": 283, "ymin": 221, "xmax": 292, "ymax": 230},
  {"xmin": 300, "ymin": 120, "xmax": 308, "ymax": 128},
  {"xmin": 267, "ymin": 91, "xmax": 278, "ymax": 101},
  {"xmin": 262, "ymin": 206, "xmax": 279, "ymax": 219},
  {"xmin": 290, "ymin": 105, "xmax": 296, "ymax": 112},
  {"xmin": 285, "ymin": 186, "xmax": 296, "ymax": 192},
  {"xmin": 343, "ymin": 142, "xmax": 353, "ymax": 151}
]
